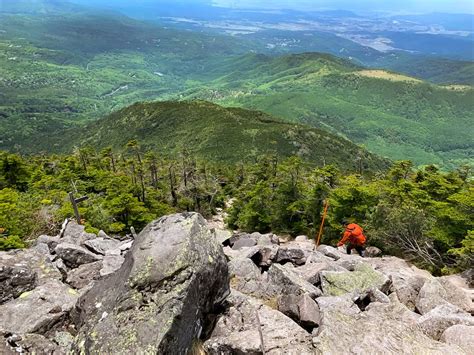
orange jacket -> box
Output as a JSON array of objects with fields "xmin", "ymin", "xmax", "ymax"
[{"xmin": 337, "ymin": 223, "xmax": 366, "ymax": 246}]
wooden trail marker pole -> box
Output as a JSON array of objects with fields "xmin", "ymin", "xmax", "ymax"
[
  {"xmin": 69, "ymin": 192, "xmax": 89, "ymax": 224},
  {"xmin": 315, "ymin": 200, "xmax": 329, "ymax": 248}
]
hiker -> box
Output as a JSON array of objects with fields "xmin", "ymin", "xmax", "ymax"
[{"xmin": 337, "ymin": 219, "xmax": 366, "ymax": 256}]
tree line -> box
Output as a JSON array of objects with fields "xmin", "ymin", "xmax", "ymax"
[{"xmin": 0, "ymin": 145, "xmax": 472, "ymax": 275}]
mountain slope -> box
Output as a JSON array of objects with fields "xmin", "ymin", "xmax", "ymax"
[
  {"xmin": 187, "ymin": 53, "xmax": 474, "ymax": 167},
  {"xmin": 60, "ymin": 100, "xmax": 389, "ymax": 171},
  {"xmin": 0, "ymin": 12, "xmax": 255, "ymax": 151}
]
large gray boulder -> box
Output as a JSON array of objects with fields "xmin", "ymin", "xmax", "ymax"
[
  {"xmin": 99, "ymin": 254, "xmax": 125, "ymax": 277},
  {"xmin": 66, "ymin": 261, "xmax": 103, "ymax": 289},
  {"xmin": 290, "ymin": 262, "xmax": 347, "ymax": 285},
  {"xmin": 417, "ymin": 304, "xmax": 474, "ymax": 340},
  {"xmin": 36, "ymin": 235, "xmax": 60, "ymax": 253},
  {"xmin": 416, "ymin": 278, "xmax": 473, "ymax": 315},
  {"xmin": 205, "ymin": 290, "xmax": 314, "ymax": 354},
  {"xmin": 61, "ymin": 220, "xmax": 96, "ymax": 246},
  {"xmin": 2, "ymin": 333, "xmax": 62, "ymax": 355},
  {"xmin": 0, "ymin": 280, "xmax": 79, "ymax": 335},
  {"xmin": 276, "ymin": 246, "xmax": 307, "ymax": 265},
  {"xmin": 0, "ymin": 248, "xmax": 62, "ymax": 304},
  {"xmin": 0, "ymin": 255, "xmax": 37, "ymax": 304},
  {"xmin": 365, "ymin": 256, "xmax": 430, "ymax": 311},
  {"xmin": 314, "ymin": 294, "xmax": 464, "ymax": 354},
  {"xmin": 84, "ymin": 237, "xmax": 121, "ymax": 256},
  {"xmin": 73, "ymin": 213, "xmax": 229, "ymax": 354},
  {"xmin": 441, "ymin": 325, "xmax": 474, "ymax": 353},
  {"xmin": 55, "ymin": 243, "xmax": 102, "ymax": 269},
  {"xmin": 228, "ymin": 257, "xmax": 264, "ymax": 296},
  {"xmin": 320, "ymin": 263, "xmax": 389, "ymax": 296},
  {"xmin": 267, "ymin": 264, "xmax": 322, "ymax": 298},
  {"xmin": 298, "ymin": 293, "xmax": 321, "ymax": 329},
  {"xmin": 316, "ymin": 245, "xmax": 344, "ymax": 260}
]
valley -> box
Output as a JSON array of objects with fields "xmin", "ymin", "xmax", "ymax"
[{"xmin": 0, "ymin": 1, "xmax": 473, "ymax": 169}]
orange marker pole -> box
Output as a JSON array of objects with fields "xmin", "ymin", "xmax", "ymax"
[{"xmin": 315, "ymin": 200, "xmax": 329, "ymax": 248}]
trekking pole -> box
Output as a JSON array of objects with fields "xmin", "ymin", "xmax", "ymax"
[{"xmin": 315, "ymin": 200, "xmax": 329, "ymax": 248}]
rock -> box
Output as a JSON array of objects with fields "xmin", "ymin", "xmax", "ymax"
[
  {"xmin": 438, "ymin": 277, "xmax": 473, "ymax": 314},
  {"xmin": 366, "ymin": 288, "xmax": 391, "ymax": 304},
  {"xmin": 36, "ymin": 235, "xmax": 60, "ymax": 252},
  {"xmin": 66, "ymin": 261, "xmax": 103, "ymax": 289},
  {"xmin": 54, "ymin": 258, "xmax": 68, "ymax": 280},
  {"xmin": 229, "ymin": 258, "xmax": 261, "ymax": 280},
  {"xmin": 34, "ymin": 242, "xmax": 51, "ymax": 256},
  {"xmin": 4, "ymin": 333, "xmax": 61, "ymax": 354},
  {"xmin": 204, "ymin": 290, "xmax": 314, "ymax": 354},
  {"xmin": 0, "ymin": 248, "xmax": 62, "ymax": 304},
  {"xmin": 295, "ymin": 235, "xmax": 308, "ymax": 242},
  {"xmin": 0, "ymin": 258, "xmax": 37, "ymax": 304},
  {"xmin": 246, "ymin": 245, "xmax": 279, "ymax": 267},
  {"xmin": 441, "ymin": 274, "xmax": 474, "ymax": 308},
  {"xmin": 276, "ymin": 246, "xmax": 307, "ymax": 265},
  {"xmin": 214, "ymin": 229, "xmax": 232, "ymax": 245},
  {"xmin": 298, "ymin": 293, "xmax": 321, "ymax": 329},
  {"xmin": 441, "ymin": 325, "xmax": 474, "ymax": 353},
  {"xmin": 99, "ymin": 254, "xmax": 125, "ymax": 277},
  {"xmin": 228, "ymin": 257, "xmax": 265, "ymax": 296},
  {"xmin": 461, "ymin": 269, "xmax": 474, "ymax": 288},
  {"xmin": 277, "ymin": 294, "xmax": 300, "ymax": 321},
  {"xmin": 232, "ymin": 237, "xmax": 257, "ymax": 250},
  {"xmin": 119, "ymin": 239, "xmax": 133, "ymax": 253},
  {"xmin": 365, "ymin": 246, "xmax": 382, "ymax": 257},
  {"xmin": 222, "ymin": 246, "xmax": 243, "ymax": 260},
  {"xmin": 288, "ymin": 262, "xmax": 345, "ymax": 285},
  {"xmin": 98, "ymin": 230, "xmax": 109, "ymax": 239},
  {"xmin": 416, "ymin": 278, "xmax": 472, "ymax": 315},
  {"xmin": 267, "ymin": 264, "xmax": 322, "ymax": 298},
  {"xmin": 317, "ymin": 245, "xmax": 343, "ymax": 260},
  {"xmin": 61, "ymin": 220, "xmax": 96, "ymax": 246},
  {"xmin": 270, "ymin": 234, "xmax": 280, "ymax": 245},
  {"xmin": 229, "ymin": 233, "xmax": 255, "ymax": 247},
  {"xmin": 256, "ymin": 233, "xmax": 273, "ymax": 246},
  {"xmin": 320, "ymin": 263, "xmax": 389, "ymax": 296},
  {"xmin": 55, "ymin": 243, "xmax": 103, "ymax": 269},
  {"xmin": 305, "ymin": 250, "xmax": 336, "ymax": 264},
  {"xmin": 54, "ymin": 331, "xmax": 75, "ymax": 352},
  {"xmin": 73, "ymin": 213, "xmax": 229, "ymax": 354},
  {"xmin": 365, "ymin": 256, "xmax": 430, "ymax": 311},
  {"xmin": 417, "ymin": 304, "xmax": 474, "ymax": 340},
  {"xmin": 314, "ymin": 294, "xmax": 464, "ymax": 354},
  {"xmin": 84, "ymin": 237, "xmax": 121, "ymax": 256},
  {"xmin": 0, "ymin": 280, "xmax": 79, "ymax": 335}
]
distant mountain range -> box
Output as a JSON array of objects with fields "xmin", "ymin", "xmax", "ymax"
[
  {"xmin": 0, "ymin": 2, "xmax": 472, "ymax": 168},
  {"xmin": 188, "ymin": 52, "xmax": 474, "ymax": 167}
]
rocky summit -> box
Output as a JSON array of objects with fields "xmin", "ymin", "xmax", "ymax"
[{"xmin": 0, "ymin": 213, "xmax": 473, "ymax": 354}]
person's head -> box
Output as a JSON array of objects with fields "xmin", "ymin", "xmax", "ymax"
[{"xmin": 341, "ymin": 218, "xmax": 350, "ymax": 226}]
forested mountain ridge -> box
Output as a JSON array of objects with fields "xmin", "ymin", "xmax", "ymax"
[
  {"xmin": 188, "ymin": 53, "xmax": 474, "ymax": 168},
  {"xmin": 56, "ymin": 100, "xmax": 389, "ymax": 171}
]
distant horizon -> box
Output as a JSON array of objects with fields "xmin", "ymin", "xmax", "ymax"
[
  {"xmin": 65, "ymin": 0, "xmax": 474, "ymax": 15},
  {"xmin": 212, "ymin": 0, "xmax": 474, "ymax": 14}
]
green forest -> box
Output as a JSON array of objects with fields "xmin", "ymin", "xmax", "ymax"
[
  {"xmin": 1, "ymin": 3, "xmax": 473, "ymax": 279},
  {"xmin": 1, "ymin": 13, "xmax": 473, "ymax": 168},
  {"xmin": 1, "ymin": 147, "xmax": 472, "ymax": 275}
]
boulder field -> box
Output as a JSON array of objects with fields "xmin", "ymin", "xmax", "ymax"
[{"xmin": 0, "ymin": 213, "xmax": 472, "ymax": 354}]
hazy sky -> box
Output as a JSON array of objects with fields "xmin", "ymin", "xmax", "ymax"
[
  {"xmin": 212, "ymin": 0, "xmax": 474, "ymax": 14},
  {"xmin": 69, "ymin": 0, "xmax": 474, "ymax": 14}
]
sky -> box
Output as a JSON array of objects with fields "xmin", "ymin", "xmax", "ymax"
[{"xmin": 69, "ymin": 0, "xmax": 474, "ymax": 14}]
